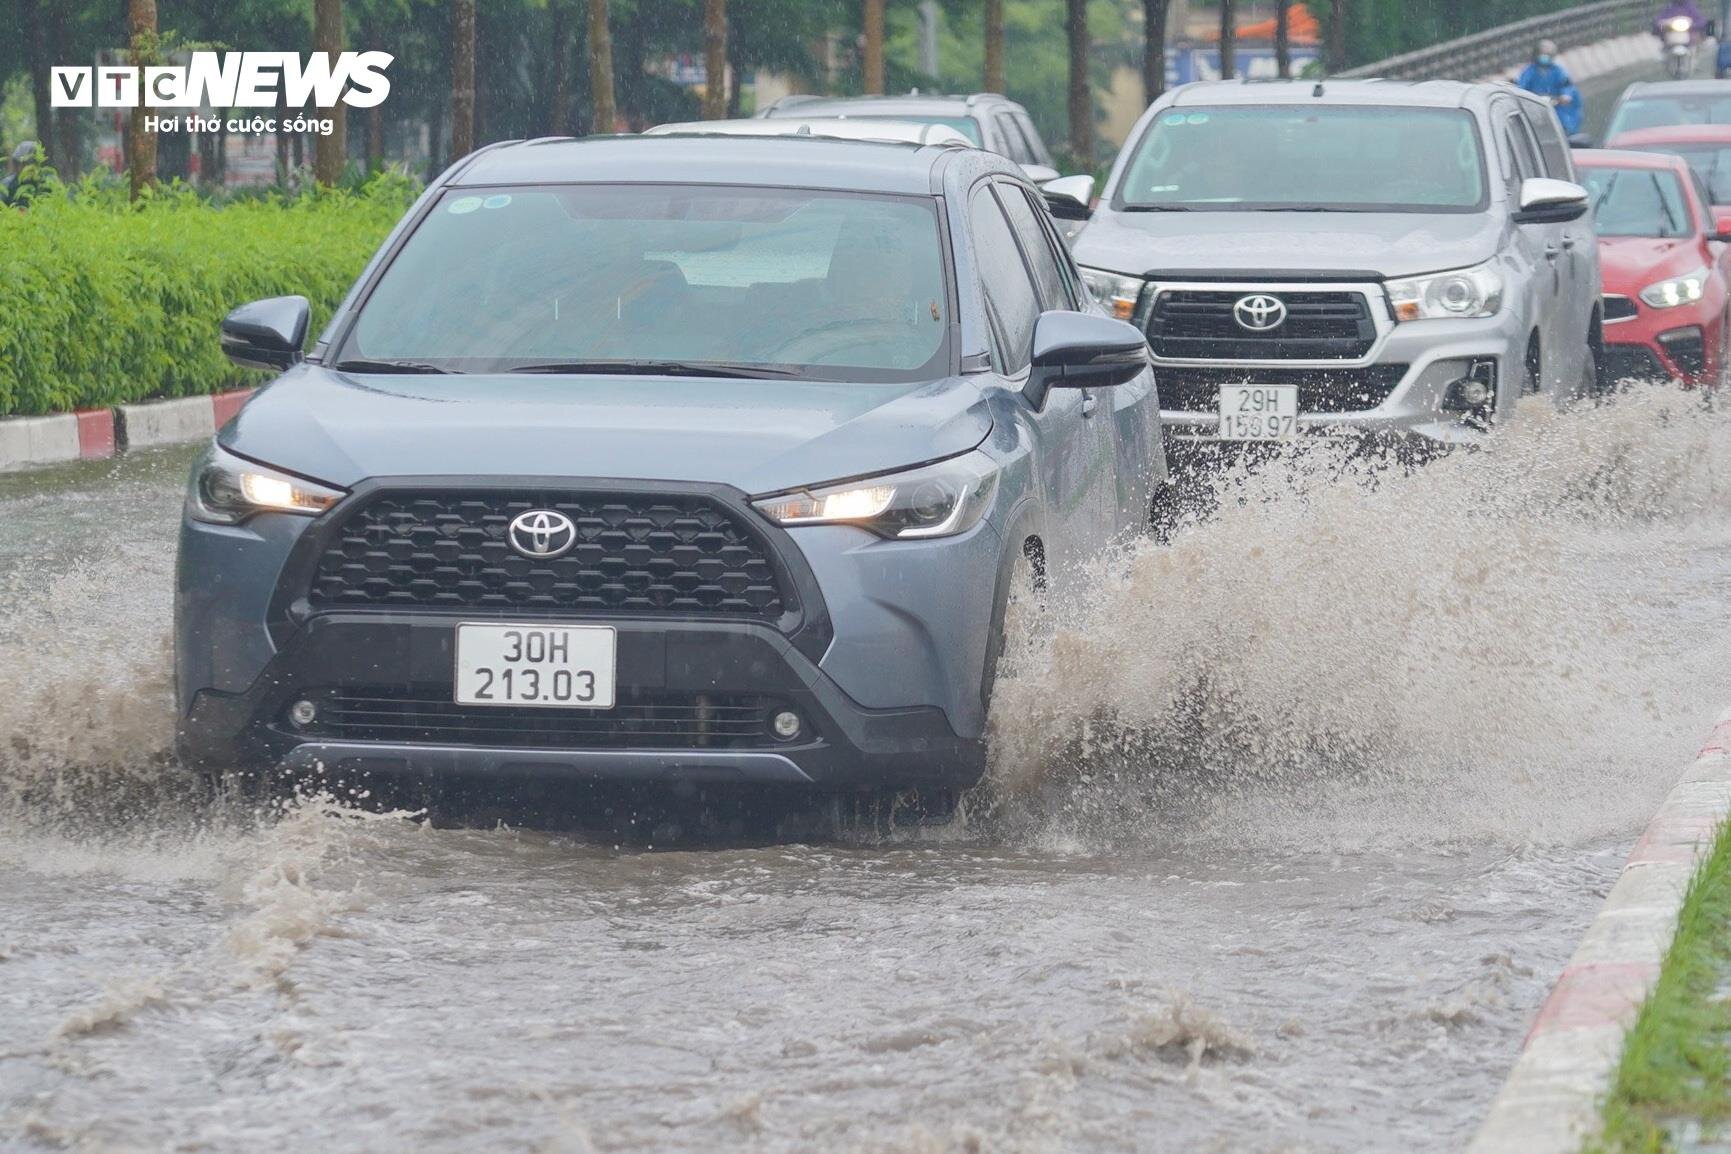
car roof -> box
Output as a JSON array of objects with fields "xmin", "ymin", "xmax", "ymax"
[
  {"xmin": 1619, "ymin": 80, "xmax": 1731, "ymax": 98},
  {"xmin": 1608, "ymin": 124, "xmax": 1731, "ymax": 146},
  {"xmin": 763, "ymin": 93, "xmax": 1011, "ymax": 119},
  {"xmin": 450, "ymin": 133, "xmax": 956, "ymax": 194},
  {"xmin": 1165, "ymin": 78, "xmax": 1483, "ymax": 108},
  {"xmin": 1573, "ymin": 148, "xmax": 1694, "ymax": 172},
  {"xmin": 646, "ymin": 117, "xmax": 973, "ymax": 146}
]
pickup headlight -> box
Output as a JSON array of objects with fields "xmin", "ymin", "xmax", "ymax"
[
  {"xmin": 1387, "ymin": 263, "xmax": 1504, "ymax": 321},
  {"xmin": 1640, "ymin": 268, "xmax": 1710, "ymax": 309},
  {"xmin": 187, "ymin": 441, "xmax": 346, "ymax": 525},
  {"xmin": 1078, "ymin": 266, "xmax": 1145, "ymax": 321},
  {"xmin": 753, "ymin": 452, "xmax": 998, "ymax": 540}
]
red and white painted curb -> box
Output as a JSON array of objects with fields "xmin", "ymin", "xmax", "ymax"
[
  {"xmin": 0, "ymin": 389, "xmax": 254, "ymax": 473},
  {"xmin": 1467, "ymin": 708, "xmax": 1731, "ymax": 1154}
]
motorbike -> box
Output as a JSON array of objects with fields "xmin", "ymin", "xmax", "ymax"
[{"xmin": 1663, "ymin": 15, "xmax": 1698, "ymax": 79}]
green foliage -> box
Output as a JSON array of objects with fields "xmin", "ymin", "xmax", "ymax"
[
  {"xmin": 1339, "ymin": 0, "xmax": 1609, "ymax": 67},
  {"xmin": 0, "ymin": 173, "xmax": 414, "ymax": 416},
  {"xmin": 1588, "ymin": 821, "xmax": 1731, "ymax": 1153}
]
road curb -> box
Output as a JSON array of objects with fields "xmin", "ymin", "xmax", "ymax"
[
  {"xmin": 1466, "ymin": 709, "xmax": 1731, "ymax": 1154},
  {"xmin": 0, "ymin": 390, "xmax": 253, "ymax": 472}
]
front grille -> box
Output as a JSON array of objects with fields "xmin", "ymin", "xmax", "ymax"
[
  {"xmin": 1602, "ymin": 294, "xmax": 1639, "ymax": 323},
  {"xmin": 1603, "ymin": 343, "xmax": 1668, "ymax": 383},
  {"xmin": 309, "ymin": 489, "xmax": 787, "ymax": 620},
  {"xmin": 1147, "ymin": 290, "xmax": 1378, "ymax": 360},
  {"xmin": 292, "ymin": 688, "xmax": 788, "ymax": 750},
  {"xmin": 1156, "ymin": 365, "xmax": 1409, "ymax": 414}
]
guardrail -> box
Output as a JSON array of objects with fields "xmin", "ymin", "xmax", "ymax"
[{"xmin": 1336, "ymin": 0, "xmax": 1658, "ymax": 81}]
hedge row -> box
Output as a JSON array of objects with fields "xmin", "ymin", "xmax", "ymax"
[{"xmin": 0, "ymin": 176, "xmax": 415, "ymax": 417}]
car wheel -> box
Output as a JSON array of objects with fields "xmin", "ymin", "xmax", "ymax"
[{"xmin": 1583, "ymin": 314, "xmax": 1604, "ymax": 401}]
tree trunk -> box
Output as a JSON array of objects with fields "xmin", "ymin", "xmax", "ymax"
[
  {"xmin": 1218, "ymin": 0, "xmax": 1236, "ymax": 80},
  {"xmin": 588, "ymin": 0, "xmax": 616, "ymax": 133},
  {"xmin": 862, "ymin": 0, "xmax": 885, "ymax": 95},
  {"xmin": 550, "ymin": 0, "xmax": 571, "ymax": 134},
  {"xmin": 984, "ymin": 0, "xmax": 1004, "ymax": 92},
  {"xmin": 726, "ymin": 23, "xmax": 744, "ymax": 117},
  {"xmin": 1141, "ymin": 0, "xmax": 1168, "ymax": 105},
  {"xmin": 23, "ymin": 0, "xmax": 56, "ymax": 166},
  {"xmin": 1066, "ymin": 0, "xmax": 1091, "ymax": 167},
  {"xmin": 1275, "ymin": 0, "xmax": 1291, "ymax": 77},
  {"xmin": 127, "ymin": 0, "xmax": 158, "ymax": 199},
  {"xmin": 314, "ymin": 0, "xmax": 346, "ymax": 185},
  {"xmin": 702, "ymin": 0, "xmax": 727, "ymax": 120},
  {"xmin": 451, "ymin": 0, "xmax": 476, "ymax": 157},
  {"xmin": 1328, "ymin": 0, "xmax": 1346, "ymax": 72},
  {"xmin": 56, "ymin": 108, "xmax": 80, "ymax": 180}
]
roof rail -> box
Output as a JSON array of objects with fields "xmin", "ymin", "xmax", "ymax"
[
  {"xmin": 523, "ymin": 136, "xmax": 577, "ymax": 147},
  {"xmin": 764, "ymin": 93, "xmax": 824, "ymax": 113},
  {"xmin": 965, "ymin": 92, "xmax": 1007, "ymax": 105}
]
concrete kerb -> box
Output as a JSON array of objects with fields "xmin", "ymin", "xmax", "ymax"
[
  {"xmin": 1466, "ymin": 709, "xmax": 1731, "ymax": 1154},
  {"xmin": 0, "ymin": 390, "xmax": 253, "ymax": 472}
]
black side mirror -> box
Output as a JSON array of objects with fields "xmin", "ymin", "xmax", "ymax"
[
  {"xmin": 221, "ymin": 295, "xmax": 310, "ymax": 371},
  {"xmin": 1024, "ymin": 309, "xmax": 1149, "ymax": 409}
]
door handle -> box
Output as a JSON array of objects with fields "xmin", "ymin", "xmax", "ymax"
[
  {"xmin": 1544, "ymin": 244, "xmax": 1560, "ymax": 262},
  {"xmin": 1081, "ymin": 392, "xmax": 1098, "ymax": 417},
  {"xmin": 1561, "ymin": 235, "xmax": 1576, "ymax": 250}
]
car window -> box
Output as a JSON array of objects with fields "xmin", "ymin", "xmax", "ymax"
[
  {"xmin": 994, "ymin": 182, "xmax": 1073, "ymax": 311},
  {"xmin": 345, "ymin": 185, "xmax": 951, "ymax": 381},
  {"xmin": 1580, "ymin": 168, "xmax": 1694, "ymax": 237},
  {"xmin": 1504, "ymin": 115, "xmax": 1542, "ymax": 184},
  {"xmin": 1608, "ymin": 94, "xmax": 1731, "ymax": 138},
  {"xmin": 818, "ymin": 113, "xmax": 984, "ymax": 146},
  {"xmin": 1644, "ymin": 143, "xmax": 1731, "ymax": 204},
  {"xmin": 1011, "ymin": 110, "xmax": 1055, "ymax": 167},
  {"xmin": 1519, "ymin": 101, "xmax": 1574, "ymax": 179},
  {"xmin": 969, "ymin": 185, "xmax": 1041, "ymax": 373},
  {"xmin": 1115, "ymin": 104, "xmax": 1487, "ymax": 212},
  {"xmin": 993, "ymin": 112, "xmax": 1034, "ymax": 164}
]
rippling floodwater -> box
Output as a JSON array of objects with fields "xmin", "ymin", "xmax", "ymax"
[{"xmin": 3, "ymin": 388, "xmax": 1729, "ymax": 1153}]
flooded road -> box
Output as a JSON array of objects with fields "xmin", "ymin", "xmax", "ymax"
[{"xmin": 4, "ymin": 389, "xmax": 1730, "ymax": 1153}]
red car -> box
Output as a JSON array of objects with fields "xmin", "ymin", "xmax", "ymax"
[
  {"xmin": 1604, "ymin": 124, "xmax": 1731, "ymax": 208},
  {"xmin": 1575, "ymin": 148, "xmax": 1731, "ymax": 386}
]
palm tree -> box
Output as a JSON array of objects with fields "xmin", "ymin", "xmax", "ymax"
[
  {"xmin": 1219, "ymin": 0, "xmax": 1236, "ymax": 80},
  {"xmin": 589, "ymin": 0, "xmax": 616, "ymax": 133},
  {"xmin": 862, "ymin": 0, "xmax": 885, "ymax": 94},
  {"xmin": 984, "ymin": 0, "xmax": 1004, "ymax": 92},
  {"xmin": 1142, "ymin": 0, "xmax": 1169, "ymax": 105},
  {"xmin": 128, "ymin": 0, "xmax": 158, "ymax": 199},
  {"xmin": 1066, "ymin": 0, "xmax": 1091, "ymax": 166},
  {"xmin": 451, "ymin": 0, "xmax": 476, "ymax": 156},
  {"xmin": 703, "ymin": 0, "xmax": 728, "ymax": 120},
  {"xmin": 314, "ymin": 0, "xmax": 346, "ymax": 185}
]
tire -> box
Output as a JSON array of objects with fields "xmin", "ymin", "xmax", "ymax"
[{"xmin": 1524, "ymin": 334, "xmax": 1543, "ymax": 397}]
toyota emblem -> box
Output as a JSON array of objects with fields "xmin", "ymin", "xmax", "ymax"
[
  {"xmin": 1233, "ymin": 294, "xmax": 1288, "ymax": 332},
  {"xmin": 507, "ymin": 509, "xmax": 577, "ymax": 559}
]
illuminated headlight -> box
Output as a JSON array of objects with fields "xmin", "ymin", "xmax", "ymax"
[
  {"xmin": 1387, "ymin": 263, "xmax": 1504, "ymax": 321},
  {"xmin": 753, "ymin": 452, "xmax": 998, "ymax": 540},
  {"xmin": 1078, "ymin": 266, "xmax": 1145, "ymax": 321},
  {"xmin": 1669, "ymin": 16, "xmax": 1692, "ymax": 31},
  {"xmin": 1640, "ymin": 268, "xmax": 1710, "ymax": 309},
  {"xmin": 187, "ymin": 441, "xmax": 346, "ymax": 525}
]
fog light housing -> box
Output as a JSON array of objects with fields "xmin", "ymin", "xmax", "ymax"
[
  {"xmin": 771, "ymin": 710, "xmax": 802, "ymax": 740},
  {"xmin": 289, "ymin": 699, "xmax": 318, "ymax": 728},
  {"xmin": 1441, "ymin": 358, "xmax": 1498, "ymax": 426},
  {"xmin": 1658, "ymin": 326, "xmax": 1707, "ymax": 378}
]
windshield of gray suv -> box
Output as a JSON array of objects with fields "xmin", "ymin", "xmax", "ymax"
[
  {"xmin": 341, "ymin": 185, "xmax": 952, "ymax": 381},
  {"xmin": 1580, "ymin": 168, "xmax": 1695, "ymax": 238},
  {"xmin": 1114, "ymin": 104, "xmax": 1488, "ymax": 212}
]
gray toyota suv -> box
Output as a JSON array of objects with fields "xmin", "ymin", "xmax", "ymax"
[
  {"xmin": 174, "ymin": 133, "xmax": 1163, "ymax": 808},
  {"xmin": 1071, "ymin": 80, "xmax": 1601, "ymax": 454}
]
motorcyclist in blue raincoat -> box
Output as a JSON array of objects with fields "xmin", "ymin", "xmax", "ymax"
[{"xmin": 1516, "ymin": 39, "xmax": 1584, "ymax": 136}]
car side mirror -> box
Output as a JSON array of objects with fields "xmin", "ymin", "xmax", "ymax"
[
  {"xmin": 221, "ymin": 295, "xmax": 310, "ymax": 372},
  {"xmin": 1021, "ymin": 163, "xmax": 1061, "ymax": 184},
  {"xmin": 1712, "ymin": 210, "xmax": 1731, "ymax": 244},
  {"xmin": 1024, "ymin": 310, "xmax": 1148, "ymax": 410},
  {"xmin": 1041, "ymin": 174, "xmax": 1096, "ymax": 222},
  {"xmin": 1567, "ymin": 132, "xmax": 1594, "ymax": 149},
  {"xmin": 1513, "ymin": 177, "xmax": 1591, "ymax": 225}
]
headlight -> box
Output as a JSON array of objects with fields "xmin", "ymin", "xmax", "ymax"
[
  {"xmin": 1669, "ymin": 16, "xmax": 1692, "ymax": 31},
  {"xmin": 1640, "ymin": 268, "xmax": 1710, "ymax": 309},
  {"xmin": 753, "ymin": 452, "xmax": 998, "ymax": 540},
  {"xmin": 187, "ymin": 441, "xmax": 346, "ymax": 525},
  {"xmin": 1078, "ymin": 266, "xmax": 1145, "ymax": 321},
  {"xmin": 1387, "ymin": 263, "xmax": 1504, "ymax": 321}
]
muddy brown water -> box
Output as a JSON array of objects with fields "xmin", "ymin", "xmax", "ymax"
[{"xmin": 3, "ymin": 388, "xmax": 1730, "ymax": 1153}]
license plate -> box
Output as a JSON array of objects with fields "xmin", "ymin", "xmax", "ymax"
[
  {"xmin": 1218, "ymin": 385, "xmax": 1299, "ymax": 440},
  {"xmin": 454, "ymin": 623, "xmax": 616, "ymax": 709}
]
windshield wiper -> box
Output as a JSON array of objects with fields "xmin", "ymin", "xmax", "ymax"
[
  {"xmin": 332, "ymin": 358, "xmax": 457, "ymax": 374},
  {"xmin": 505, "ymin": 359, "xmax": 800, "ymax": 379},
  {"xmin": 1258, "ymin": 205, "xmax": 1340, "ymax": 212},
  {"xmin": 1120, "ymin": 204, "xmax": 1194, "ymax": 212}
]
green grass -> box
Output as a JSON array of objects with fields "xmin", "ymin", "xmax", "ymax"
[{"xmin": 1590, "ymin": 820, "xmax": 1731, "ymax": 1153}]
